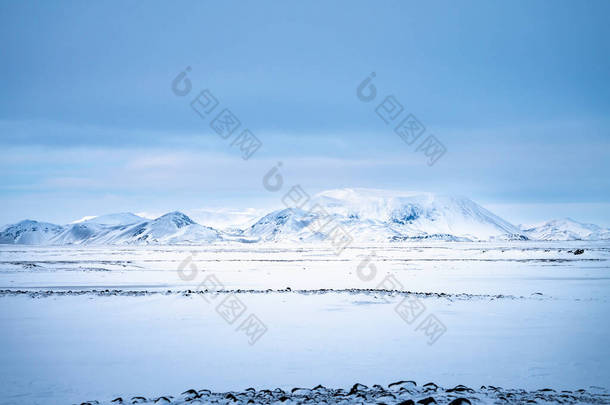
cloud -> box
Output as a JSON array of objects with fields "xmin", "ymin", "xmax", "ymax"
[{"xmin": 1, "ymin": 117, "xmax": 610, "ymax": 227}]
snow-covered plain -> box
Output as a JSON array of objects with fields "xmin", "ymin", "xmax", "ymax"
[{"xmin": 1, "ymin": 242, "xmax": 609, "ymax": 404}]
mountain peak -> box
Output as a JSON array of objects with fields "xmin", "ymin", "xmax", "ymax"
[
  {"xmin": 15, "ymin": 219, "xmax": 41, "ymax": 226},
  {"xmin": 0, "ymin": 220, "xmax": 64, "ymax": 244},
  {"xmin": 153, "ymin": 211, "xmax": 195, "ymax": 228}
]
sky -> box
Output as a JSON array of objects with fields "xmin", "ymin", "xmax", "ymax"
[{"xmin": 1, "ymin": 0, "xmax": 609, "ymax": 227}]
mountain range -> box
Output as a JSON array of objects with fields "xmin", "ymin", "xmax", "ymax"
[{"xmin": 1, "ymin": 189, "xmax": 608, "ymax": 244}]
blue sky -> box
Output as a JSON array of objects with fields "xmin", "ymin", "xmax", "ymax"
[{"xmin": 1, "ymin": 0, "xmax": 609, "ymax": 226}]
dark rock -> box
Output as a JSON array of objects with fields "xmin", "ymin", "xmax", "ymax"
[
  {"xmin": 447, "ymin": 385, "xmax": 475, "ymax": 393},
  {"xmin": 349, "ymin": 383, "xmax": 369, "ymax": 395},
  {"xmin": 423, "ymin": 382, "xmax": 439, "ymax": 392},
  {"xmin": 448, "ymin": 398, "xmax": 471, "ymax": 405},
  {"xmin": 389, "ymin": 380, "xmax": 417, "ymax": 391}
]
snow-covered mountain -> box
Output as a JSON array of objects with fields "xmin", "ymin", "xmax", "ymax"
[
  {"xmin": 0, "ymin": 220, "xmax": 64, "ymax": 244},
  {"xmin": 520, "ymin": 218, "xmax": 610, "ymax": 241},
  {"xmin": 51, "ymin": 212, "xmax": 150, "ymax": 244},
  {"xmin": 0, "ymin": 212, "xmax": 221, "ymax": 245},
  {"xmin": 247, "ymin": 208, "xmax": 323, "ymax": 242},
  {"xmin": 3, "ymin": 189, "xmax": 609, "ymax": 244},
  {"xmin": 122, "ymin": 212, "xmax": 219, "ymax": 244},
  {"xmin": 246, "ymin": 188, "xmax": 527, "ymax": 242}
]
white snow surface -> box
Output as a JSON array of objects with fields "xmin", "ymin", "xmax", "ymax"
[{"xmin": 0, "ymin": 241, "xmax": 609, "ymax": 405}]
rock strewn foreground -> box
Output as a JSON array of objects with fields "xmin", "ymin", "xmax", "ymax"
[{"xmin": 80, "ymin": 381, "xmax": 610, "ymax": 405}]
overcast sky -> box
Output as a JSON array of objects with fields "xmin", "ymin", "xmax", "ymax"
[{"xmin": 1, "ymin": 0, "xmax": 609, "ymax": 226}]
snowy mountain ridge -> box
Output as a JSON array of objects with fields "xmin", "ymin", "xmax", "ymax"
[
  {"xmin": 244, "ymin": 189, "xmax": 527, "ymax": 242},
  {"xmin": 0, "ymin": 212, "xmax": 220, "ymax": 245},
  {"xmin": 0, "ymin": 220, "xmax": 65, "ymax": 245},
  {"xmin": 2, "ymin": 189, "xmax": 609, "ymax": 244},
  {"xmin": 520, "ymin": 218, "xmax": 610, "ymax": 241}
]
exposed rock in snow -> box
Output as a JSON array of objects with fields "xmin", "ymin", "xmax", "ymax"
[{"xmin": 80, "ymin": 382, "xmax": 609, "ymax": 405}]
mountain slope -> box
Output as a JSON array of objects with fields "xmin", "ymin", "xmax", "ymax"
[
  {"xmin": 246, "ymin": 188, "xmax": 527, "ymax": 242},
  {"xmin": 247, "ymin": 208, "xmax": 324, "ymax": 242},
  {"xmin": 0, "ymin": 212, "xmax": 221, "ymax": 245},
  {"xmin": 115, "ymin": 212, "xmax": 220, "ymax": 244},
  {"xmin": 521, "ymin": 218, "xmax": 610, "ymax": 241},
  {"xmin": 0, "ymin": 220, "xmax": 64, "ymax": 244},
  {"xmin": 51, "ymin": 212, "xmax": 151, "ymax": 244}
]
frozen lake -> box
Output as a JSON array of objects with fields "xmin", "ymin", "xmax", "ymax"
[{"xmin": 1, "ymin": 242, "xmax": 609, "ymax": 404}]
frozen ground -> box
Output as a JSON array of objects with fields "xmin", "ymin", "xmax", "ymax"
[{"xmin": 0, "ymin": 242, "xmax": 609, "ymax": 404}]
